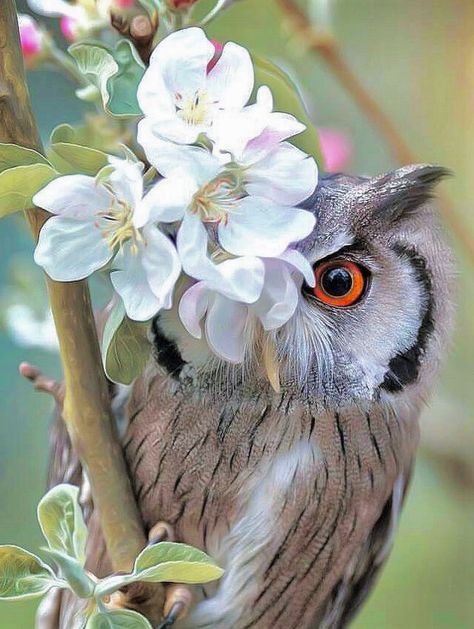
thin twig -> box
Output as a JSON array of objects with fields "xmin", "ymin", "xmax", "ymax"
[
  {"xmin": 19, "ymin": 362, "xmax": 65, "ymax": 408},
  {"xmin": 275, "ymin": 0, "xmax": 474, "ymax": 263},
  {"xmin": 1, "ymin": 0, "xmax": 148, "ymax": 575}
]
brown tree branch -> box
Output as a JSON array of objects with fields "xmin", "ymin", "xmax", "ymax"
[
  {"xmin": 0, "ymin": 0, "xmax": 147, "ymax": 573},
  {"xmin": 275, "ymin": 0, "xmax": 474, "ymax": 263}
]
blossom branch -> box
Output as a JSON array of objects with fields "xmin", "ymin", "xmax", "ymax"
[
  {"xmin": 0, "ymin": 0, "xmax": 148, "ymax": 575},
  {"xmin": 275, "ymin": 0, "xmax": 474, "ymax": 264}
]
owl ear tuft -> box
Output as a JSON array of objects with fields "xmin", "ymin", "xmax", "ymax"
[{"xmin": 369, "ymin": 164, "xmax": 451, "ymax": 224}]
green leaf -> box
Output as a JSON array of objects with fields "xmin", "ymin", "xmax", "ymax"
[
  {"xmin": 0, "ymin": 164, "xmax": 58, "ymax": 218},
  {"xmin": 37, "ymin": 484, "xmax": 88, "ymax": 566},
  {"xmin": 49, "ymin": 119, "xmax": 121, "ymax": 154},
  {"xmin": 101, "ymin": 301, "xmax": 151, "ymax": 385},
  {"xmin": 0, "ymin": 545, "xmax": 57, "ymax": 600},
  {"xmin": 0, "ymin": 143, "xmax": 51, "ymax": 174},
  {"xmin": 47, "ymin": 142, "xmax": 109, "ymax": 176},
  {"xmin": 50, "ymin": 124, "xmax": 77, "ymax": 145},
  {"xmin": 86, "ymin": 609, "xmax": 153, "ymax": 629},
  {"xmin": 69, "ymin": 42, "xmax": 118, "ymax": 109},
  {"xmin": 253, "ymin": 55, "xmax": 322, "ymax": 165},
  {"xmin": 95, "ymin": 542, "xmax": 223, "ymax": 599},
  {"xmin": 69, "ymin": 40, "xmax": 145, "ymax": 118},
  {"xmin": 42, "ymin": 548, "xmax": 95, "ymax": 599},
  {"xmin": 133, "ymin": 542, "xmax": 223, "ymax": 583}
]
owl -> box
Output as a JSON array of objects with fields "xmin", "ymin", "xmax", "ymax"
[{"xmin": 44, "ymin": 164, "xmax": 454, "ymax": 629}]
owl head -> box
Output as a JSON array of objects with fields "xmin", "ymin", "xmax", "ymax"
[{"xmin": 156, "ymin": 164, "xmax": 454, "ymax": 406}]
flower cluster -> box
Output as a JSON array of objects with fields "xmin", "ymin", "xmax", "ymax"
[{"xmin": 34, "ymin": 28, "xmax": 318, "ymax": 363}]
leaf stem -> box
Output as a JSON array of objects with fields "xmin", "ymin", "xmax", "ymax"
[
  {"xmin": 0, "ymin": 0, "xmax": 147, "ymax": 574},
  {"xmin": 275, "ymin": 0, "xmax": 474, "ymax": 264}
]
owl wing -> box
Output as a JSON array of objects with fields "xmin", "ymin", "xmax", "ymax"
[{"xmin": 319, "ymin": 470, "xmax": 413, "ymax": 629}]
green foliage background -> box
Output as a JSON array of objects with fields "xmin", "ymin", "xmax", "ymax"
[{"xmin": 0, "ymin": 0, "xmax": 473, "ymax": 627}]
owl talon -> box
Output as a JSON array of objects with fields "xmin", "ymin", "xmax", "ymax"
[
  {"xmin": 147, "ymin": 521, "xmax": 175, "ymax": 546},
  {"xmin": 158, "ymin": 604, "xmax": 180, "ymax": 629},
  {"xmin": 161, "ymin": 584, "xmax": 193, "ymax": 627}
]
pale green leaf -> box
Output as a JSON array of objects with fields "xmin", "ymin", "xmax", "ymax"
[
  {"xmin": 69, "ymin": 40, "xmax": 145, "ymax": 118},
  {"xmin": 107, "ymin": 40, "xmax": 145, "ymax": 117},
  {"xmin": 69, "ymin": 42, "xmax": 118, "ymax": 110},
  {"xmin": 49, "ymin": 119, "xmax": 121, "ymax": 154},
  {"xmin": 0, "ymin": 164, "xmax": 58, "ymax": 218},
  {"xmin": 253, "ymin": 55, "xmax": 322, "ymax": 165},
  {"xmin": 95, "ymin": 542, "xmax": 223, "ymax": 599},
  {"xmin": 42, "ymin": 548, "xmax": 95, "ymax": 599},
  {"xmin": 0, "ymin": 143, "xmax": 51, "ymax": 174},
  {"xmin": 94, "ymin": 573, "xmax": 135, "ymax": 599},
  {"xmin": 50, "ymin": 123, "xmax": 77, "ymax": 145},
  {"xmin": 47, "ymin": 142, "xmax": 109, "ymax": 176},
  {"xmin": 37, "ymin": 484, "xmax": 88, "ymax": 565},
  {"xmin": 0, "ymin": 545, "xmax": 57, "ymax": 600},
  {"xmin": 132, "ymin": 542, "xmax": 223, "ymax": 584},
  {"xmin": 86, "ymin": 609, "xmax": 153, "ymax": 629},
  {"xmin": 101, "ymin": 301, "xmax": 151, "ymax": 385}
]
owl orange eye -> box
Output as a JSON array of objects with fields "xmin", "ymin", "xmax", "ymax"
[{"xmin": 312, "ymin": 259, "xmax": 366, "ymax": 307}]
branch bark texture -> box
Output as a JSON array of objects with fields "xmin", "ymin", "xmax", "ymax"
[{"xmin": 0, "ymin": 0, "xmax": 146, "ymax": 573}]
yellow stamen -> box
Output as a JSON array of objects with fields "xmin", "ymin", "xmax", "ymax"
[
  {"xmin": 191, "ymin": 173, "xmax": 244, "ymax": 224},
  {"xmin": 176, "ymin": 89, "xmax": 212, "ymax": 127},
  {"xmin": 97, "ymin": 198, "xmax": 142, "ymax": 253}
]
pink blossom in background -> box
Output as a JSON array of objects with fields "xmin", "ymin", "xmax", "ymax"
[
  {"xmin": 168, "ymin": 0, "xmax": 200, "ymax": 9},
  {"xmin": 318, "ymin": 127, "xmax": 353, "ymax": 172},
  {"xmin": 18, "ymin": 14, "xmax": 42, "ymax": 59},
  {"xmin": 114, "ymin": 0, "xmax": 135, "ymax": 6},
  {"xmin": 60, "ymin": 15, "xmax": 77, "ymax": 41}
]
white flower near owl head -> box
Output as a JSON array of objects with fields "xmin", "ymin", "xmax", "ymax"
[{"xmin": 33, "ymin": 27, "xmax": 318, "ymax": 364}]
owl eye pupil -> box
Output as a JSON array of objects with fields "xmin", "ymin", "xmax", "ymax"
[{"xmin": 321, "ymin": 267, "xmax": 353, "ymax": 297}]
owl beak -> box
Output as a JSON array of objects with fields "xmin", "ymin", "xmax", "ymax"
[{"xmin": 263, "ymin": 336, "xmax": 281, "ymax": 393}]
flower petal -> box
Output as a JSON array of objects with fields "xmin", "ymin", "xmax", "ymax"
[
  {"xmin": 278, "ymin": 249, "xmax": 315, "ymax": 287},
  {"xmin": 178, "ymin": 282, "xmax": 209, "ymax": 339},
  {"xmin": 252, "ymin": 260, "xmax": 299, "ymax": 330},
  {"xmin": 205, "ymin": 295, "xmax": 248, "ymax": 363},
  {"xmin": 245, "ymin": 143, "xmax": 318, "ymax": 205},
  {"xmin": 148, "ymin": 27, "xmax": 213, "ymax": 100},
  {"xmin": 218, "ymin": 196, "xmax": 316, "ymax": 257},
  {"xmin": 137, "ymin": 126, "xmax": 221, "ymax": 183},
  {"xmin": 141, "ymin": 225, "xmax": 181, "ymax": 311},
  {"xmin": 33, "ymin": 175, "xmax": 113, "ymax": 220},
  {"xmin": 34, "ymin": 216, "xmax": 112, "ymax": 281},
  {"xmin": 206, "ymin": 42, "xmax": 254, "ymax": 110},
  {"xmin": 137, "ymin": 28, "xmax": 214, "ymax": 144},
  {"xmin": 111, "ymin": 248, "xmax": 161, "ymax": 322},
  {"xmin": 135, "ymin": 176, "xmax": 194, "ymax": 227},
  {"xmin": 178, "ymin": 213, "xmax": 265, "ymax": 302},
  {"xmin": 108, "ymin": 157, "xmax": 144, "ymax": 209},
  {"xmin": 208, "ymin": 257, "xmax": 264, "ymax": 303},
  {"xmin": 177, "ymin": 212, "xmax": 212, "ymax": 278}
]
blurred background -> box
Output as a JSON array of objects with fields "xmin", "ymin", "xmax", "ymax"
[{"xmin": 1, "ymin": 0, "xmax": 473, "ymax": 627}]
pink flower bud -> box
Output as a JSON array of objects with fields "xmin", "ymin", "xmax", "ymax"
[
  {"xmin": 60, "ymin": 15, "xmax": 78, "ymax": 42},
  {"xmin": 318, "ymin": 127, "xmax": 353, "ymax": 173},
  {"xmin": 113, "ymin": 0, "xmax": 135, "ymax": 7},
  {"xmin": 207, "ymin": 39, "xmax": 223, "ymax": 74},
  {"xmin": 167, "ymin": 0, "xmax": 199, "ymax": 10},
  {"xmin": 18, "ymin": 14, "xmax": 42, "ymax": 59}
]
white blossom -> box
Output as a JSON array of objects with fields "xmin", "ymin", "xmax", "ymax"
[
  {"xmin": 137, "ymin": 27, "xmax": 254, "ymax": 145},
  {"xmin": 34, "ymin": 159, "xmax": 181, "ymax": 321}
]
